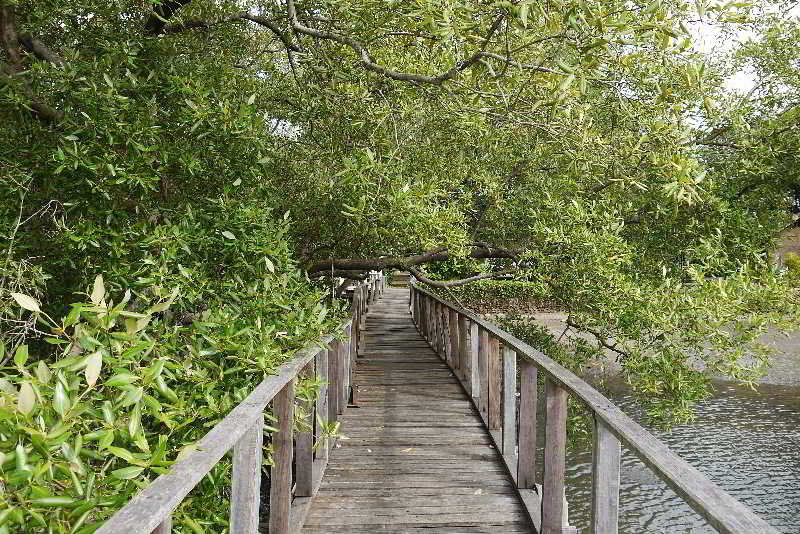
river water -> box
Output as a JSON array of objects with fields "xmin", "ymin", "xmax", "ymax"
[{"xmin": 562, "ymin": 379, "xmax": 800, "ymax": 533}]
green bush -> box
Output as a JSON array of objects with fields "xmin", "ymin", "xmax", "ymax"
[
  {"xmin": 433, "ymin": 280, "xmax": 552, "ymax": 310},
  {"xmin": 784, "ymin": 252, "xmax": 800, "ymax": 279},
  {"xmin": 0, "ymin": 201, "xmax": 342, "ymax": 533}
]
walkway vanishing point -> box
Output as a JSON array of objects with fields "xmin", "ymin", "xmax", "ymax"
[{"xmin": 99, "ymin": 273, "xmax": 782, "ymax": 534}]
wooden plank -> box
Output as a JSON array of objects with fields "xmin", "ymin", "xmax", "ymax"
[
  {"xmin": 459, "ymin": 315, "xmax": 470, "ymax": 392},
  {"xmin": 502, "ymin": 346, "xmax": 517, "ymax": 459},
  {"xmin": 542, "ymin": 378, "xmax": 568, "ymax": 534},
  {"xmin": 329, "ymin": 339, "xmax": 341, "ymax": 420},
  {"xmin": 442, "ymin": 304, "xmax": 451, "ymax": 364},
  {"xmin": 316, "ymin": 348, "xmax": 329, "ymax": 462},
  {"xmin": 591, "ymin": 417, "xmax": 621, "ymax": 534},
  {"xmin": 450, "ymin": 309, "xmax": 460, "ymax": 375},
  {"xmin": 517, "ymin": 359, "xmax": 538, "ymax": 489},
  {"xmin": 230, "ymin": 415, "xmax": 263, "ymax": 533},
  {"xmin": 269, "ymin": 380, "xmax": 294, "ymax": 534},
  {"xmin": 469, "ymin": 320, "xmax": 479, "ymax": 399},
  {"xmin": 150, "ymin": 518, "xmax": 171, "ymax": 534},
  {"xmin": 478, "ymin": 328, "xmax": 489, "ymax": 423},
  {"xmin": 488, "ymin": 336, "xmax": 502, "ymax": 431},
  {"xmin": 295, "ymin": 362, "xmax": 314, "ymax": 497}
]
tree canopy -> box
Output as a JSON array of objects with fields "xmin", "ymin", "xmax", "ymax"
[{"xmin": 1, "ymin": 0, "xmax": 800, "ymax": 528}]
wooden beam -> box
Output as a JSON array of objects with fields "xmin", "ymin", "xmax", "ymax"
[
  {"xmin": 268, "ymin": 380, "xmax": 294, "ymax": 534},
  {"xmin": 502, "ymin": 346, "xmax": 517, "ymax": 459},
  {"xmin": 230, "ymin": 414, "xmax": 263, "ymax": 533},
  {"xmin": 542, "ymin": 379, "xmax": 568, "ymax": 534},
  {"xmin": 517, "ymin": 359, "xmax": 538, "ymax": 489},
  {"xmin": 488, "ymin": 336, "xmax": 502, "ymax": 431},
  {"xmin": 591, "ymin": 416, "xmax": 621, "ymax": 534}
]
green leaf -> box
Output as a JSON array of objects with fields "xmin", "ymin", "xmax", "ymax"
[
  {"xmin": 90, "ymin": 274, "xmax": 104, "ymax": 305},
  {"xmin": 85, "ymin": 352, "xmax": 102, "ymax": 387},
  {"xmin": 30, "ymin": 497, "xmax": 78, "ymax": 508},
  {"xmin": 53, "ymin": 381, "xmax": 70, "ymax": 416},
  {"xmin": 17, "ymin": 382, "xmax": 35, "ymax": 415},
  {"xmin": 35, "ymin": 361, "xmax": 51, "ymax": 384},
  {"xmin": 10, "ymin": 293, "xmax": 40, "ymax": 312},
  {"xmin": 105, "ymin": 374, "xmax": 138, "ymax": 387},
  {"xmin": 221, "ymin": 231, "xmax": 236, "ymax": 240},
  {"xmin": 13, "ymin": 345, "xmax": 28, "ymax": 367},
  {"xmin": 111, "ymin": 466, "xmax": 145, "ymax": 480}
]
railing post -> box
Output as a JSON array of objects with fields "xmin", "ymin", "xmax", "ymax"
[
  {"xmin": 433, "ymin": 301, "xmax": 442, "ymax": 356},
  {"xmin": 469, "ymin": 321, "xmax": 479, "ymax": 402},
  {"xmin": 449, "ymin": 309, "xmax": 460, "ymax": 376},
  {"xmin": 459, "ymin": 315, "xmax": 470, "ymax": 392},
  {"xmin": 231, "ymin": 414, "xmax": 263, "ymax": 534},
  {"xmin": 502, "ymin": 346, "xmax": 517, "ymax": 460},
  {"xmin": 517, "ymin": 359, "xmax": 538, "ymax": 489},
  {"xmin": 478, "ymin": 328, "xmax": 489, "ymax": 423},
  {"xmin": 295, "ymin": 362, "xmax": 314, "ymax": 497},
  {"xmin": 268, "ymin": 380, "xmax": 294, "ymax": 534},
  {"xmin": 329, "ymin": 339, "xmax": 342, "ymax": 420},
  {"xmin": 151, "ymin": 517, "xmax": 172, "ymax": 534},
  {"xmin": 442, "ymin": 305, "xmax": 451, "ymax": 364},
  {"xmin": 488, "ymin": 336, "xmax": 502, "ymax": 430},
  {"xmin": 591, "ymin": 417, "xmax": 621, "ymax": 534},
  {"xmin": 542, "ymin": 378, "xmax": 568, "ymax": 534},
  {"xmin": 315, "ymin": 348, "xmax": 329, "ymax": 462}
]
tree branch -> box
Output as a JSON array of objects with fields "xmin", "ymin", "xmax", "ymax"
[
  {"xmin": 144, "ymin": 0, "xmax": 192, "ymax": 36},
  {"xmin": 408, "ymin": 267, "xmax": 519, "ymax": 288},
  {"xmin": 19, "ymin": 34, "xmax": 66, "ymax": 67},
  {"xmin": 0, "ymin": 4, "xmax": 63, "ymax": 121},
  {"xmin": 160, "ymin": 10, "xmax": 302, "ymax": 53},
  {"xmin": 285, "ymin": 0, "xmax": 505, "ymax": 85},
  {"xmin": 305, "ymin": 244, "xmax": 519, "ymax": 275},
  {"xmin": 566, "ymin": 318, "xmax": 629, "ymax": 361}
]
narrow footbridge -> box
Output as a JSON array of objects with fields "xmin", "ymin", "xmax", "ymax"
[{"xmin": 100, "ymin": 275, "xmax": 780, "ymax": 534}]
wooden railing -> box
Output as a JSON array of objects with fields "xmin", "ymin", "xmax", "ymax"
[
  {"xmin": 410, "ymin": 283, "xmax": 780, "ymax": 534},
  {"xmin": 97, "ymin": 272, "xmax": 387, "ymax": 534}
]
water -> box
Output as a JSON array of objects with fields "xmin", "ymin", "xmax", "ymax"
[{"xmin": 563, "ymin": 380, "xmax": 800, "ymax": 533}]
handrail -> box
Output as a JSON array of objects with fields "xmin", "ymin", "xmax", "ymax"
[
  {"xmin": 410, "ymin": 282, "xmax": 780, "ymax": 534},
  {"xmin": 98, "ymin": 272, "xmax": 387, "ymax": 534}
]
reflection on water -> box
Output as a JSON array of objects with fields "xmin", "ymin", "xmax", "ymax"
[{"xmin": 564, "ymin": 380, "xmax": 800, "ymax": 533}]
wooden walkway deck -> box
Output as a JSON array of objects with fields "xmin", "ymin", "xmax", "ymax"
[{"xmin": 302, "ymin": 287, "xmax": 532, "ymax": 533}]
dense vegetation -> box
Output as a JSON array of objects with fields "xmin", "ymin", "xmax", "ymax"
[{"xmin": 2, "ymin": 0, "xmax": 800, "ymax": 531}]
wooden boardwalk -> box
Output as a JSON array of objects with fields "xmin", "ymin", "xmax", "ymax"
[{"xmin": 302, "ymin": 287, "xmax": 532, "ymax": 533}]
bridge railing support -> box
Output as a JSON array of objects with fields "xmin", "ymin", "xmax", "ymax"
[
  {"xmin": 409, "ymin": 283, "xmax": 779, "ymax": 534},
  {"xmin": 96, "ymin": 274, "xmax": 385, "ymax": 534}
]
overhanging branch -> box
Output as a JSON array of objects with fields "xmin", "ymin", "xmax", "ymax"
[
  {"xmin": 408, "ymin": 267, "xmax": 519, "ymax": 288},
  {"xmin": 286, "ymin": 0, "xmax": 505, "ymax": 85},
  {"xmin": 305, "ymin": 244, "xmax": 520, "ymax": 275}
]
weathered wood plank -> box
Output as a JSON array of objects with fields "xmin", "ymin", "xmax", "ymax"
[
  {"xmin": 329, "ymin": 339, "xmax": 341, "ymax": 421},
  {"xmin": 316, "ymin": 348, "xmax": 329, "ymax": 462},
  {"xmin": 591, "ymin": 416, "xmax": 621, "ymax": 534},
  {"xmin": 478, "ymin": 327, "xmax": 489, "ymax": 423},
  {"xmin": 230, "ymin": 415, "xmax": 263, "ymax": 533},
  {"xmin": 295, "ymin": 362, "xmax": 314, "ymax": 497},
  {"xmin": 502, "ymin": 346, "xmax": 517, "ymax": 459},
  {"xmin": 517, "ymin": 359, "xmax": 538, "ymax": 490},
  {"xmin": 269, "ymin": 380, "xmax": 294, "ymax": 534},
  {"xmin": 488, "ymin": 336, "xmax": 502, "ymax": 431},
  {"xmin": 542, "ymin": 378, "xmax": 568, "ymax": 534},
  {"xmin": 150, "ymin": 518, "xmax": 171, "ymax": 534},
  {"xmin": 459, "ymin": 315, "xmax": 470, "ymax": 392}
]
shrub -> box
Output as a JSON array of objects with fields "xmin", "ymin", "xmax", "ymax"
[{"xmin": 0, "ymin": 201, "xmax": 342, "ymax": 533}]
